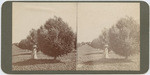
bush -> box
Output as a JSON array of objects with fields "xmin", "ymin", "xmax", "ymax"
[
  {"xmin": 108, "ymin": 17, "xmax": 140, "ymax": 58},
  {"xmin": 37, "ymin": 16, "xmax": 75, "ymax": 59}
]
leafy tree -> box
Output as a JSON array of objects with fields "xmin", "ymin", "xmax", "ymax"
[
  {"xmin": 101, "ymin": 28, "xmax": 109, "ymax": 45},
  {"xmin": 18, "ymin": 38, "xmax": 33, "ymax": 50},
  {"xmin": 28, "ymin": 29, "xmax": 38, "ymax": 44},
  {"xmin": 91, "ymin": 38, "xmax": 101, "ymax": 49},
  {"xmin": 91, "ymin": 28, "xmax": 109, "ymax": 50},
  {"xmin": 108, "ymin": 17, "xmax": 140, "ymax": 58},
  {"xmin": 18, "ymin": 29, "xmax": 38, "ymax": 51},
  {"xmin": 37, "ymin": 16, "xmax": 75, "ymax": 60}
]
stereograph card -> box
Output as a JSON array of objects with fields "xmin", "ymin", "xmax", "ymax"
[{"xmin": 1, "ymin": 1, "xmax": 149, "ymax": 74}]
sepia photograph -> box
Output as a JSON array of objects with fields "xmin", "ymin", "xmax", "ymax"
[
  {"xmin": 12, "ymin": 2, "xmax": 77, "ymax": 70},
  {"xmin": 77, "ymin": 3, "xmax": 140, "ymax": 71},
  {"xmin": 12, "ymin": 2, "xmax": 140, "ymax": 71}
]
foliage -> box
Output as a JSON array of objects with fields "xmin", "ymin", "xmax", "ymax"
[
  {"xmin": 91, "ymin": 17, "xmax": 140, "ymax": 58},
  {"xmin": 18, "ymin": 38, "xmax": 33, "ymax": 50},
  {"xmin": 108, "ymin": 17, "xmax": 140, "ymax": 58},
  {"xmin": 18, "ymin": 16, "xmax": 75, "ymax": 59},
  {"xmin": 91, "ymin": 28, "xmax": 109, "ymax": 50},
  {"xmin": 18, "ymin": 29, "xmax": 38, "ymax": 50},
  {"xmin": 37, "ymin": 16, "xmax": 75, "ymax": 59},
  {"xmin": 91, "ymin": 38, "xmax": 102, "ymax": 49},
  {"xmin": 77, "ymin": 42, "xmax": 91, "ymax": 48}
]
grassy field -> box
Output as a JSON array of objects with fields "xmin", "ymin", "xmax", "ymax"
[
  {"xmin": 12, "ymin": 45, "xmax": 76, "ymax": 71},
  {"xmin": 12, "ymin": 44, "xmax": 140, "ymax": 71},
  {"xmin": 77, "ymin": 44, "xmax": 140, "ymax": 71}
]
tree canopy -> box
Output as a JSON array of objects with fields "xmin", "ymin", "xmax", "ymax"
[
  {"xmin": 108, "ymin": 17, "xmax": 140, "ymax": 58},
  {"xmin": 37, "ymin": 16, "xmax": 75, "ymax": 59}
]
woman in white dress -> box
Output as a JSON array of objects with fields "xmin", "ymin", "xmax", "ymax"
[
  {"xmin": 32, "ymin": 44, "xmax": 38, "ymax": 59},
  {"xmin": 104, "ymin": 44, "xmax": 109, "ymax": 58}
]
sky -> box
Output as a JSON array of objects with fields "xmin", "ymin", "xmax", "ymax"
[{"xmin": 12, "ymin": 2, "xmax": 140, "ymax": 43}]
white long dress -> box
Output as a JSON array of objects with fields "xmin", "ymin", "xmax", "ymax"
[
  {"xmin": 104, "ymin": 48, "xmax": 109, "ymax": 58},
  {"xmin": 32, "ymin": 48, "xmax": 38, "ymax": 59}
]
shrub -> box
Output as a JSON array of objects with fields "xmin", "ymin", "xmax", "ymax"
[
  {"xmin": 108, "ymin": 17, "xmax": 140, "ymax": 58},
  {"xmin": 37, "ymin": 16, "xmax": 75, "ymax": 59}
]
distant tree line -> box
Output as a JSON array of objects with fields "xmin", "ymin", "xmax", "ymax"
[{"xmin": 77, "ymin": 42, "xmax": 92, "ymax": 48}]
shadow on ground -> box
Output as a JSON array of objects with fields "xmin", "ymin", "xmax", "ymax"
[
  {"xmin": 13, "ymin": 59, "xmax": 64, "ymax": 66},
  {"xmin": 83, "ymin": 58, "xmax": 133, "ymax": 65},
  {"xmin": 13, "ymin": 53, "xmax": 31, "ymax": 56},
  {"xmin": 85, "ymin": 52, "xmax": 103, "ymax": 55}
]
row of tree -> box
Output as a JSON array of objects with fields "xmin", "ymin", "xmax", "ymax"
[
  {"xmin": 91, "ymin": 17, "xmax": 140, "ymax": 58},
  {"xmin": 18, "ymin": 16, "xmax": 139, "ymax": 59},
  {"xmin": 77, "ymin": 42, "xmax": 91, "ymax": 48},
  {"xmin": 18, "ymin": 16, "xmax": 76, "ymax": 59}
]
